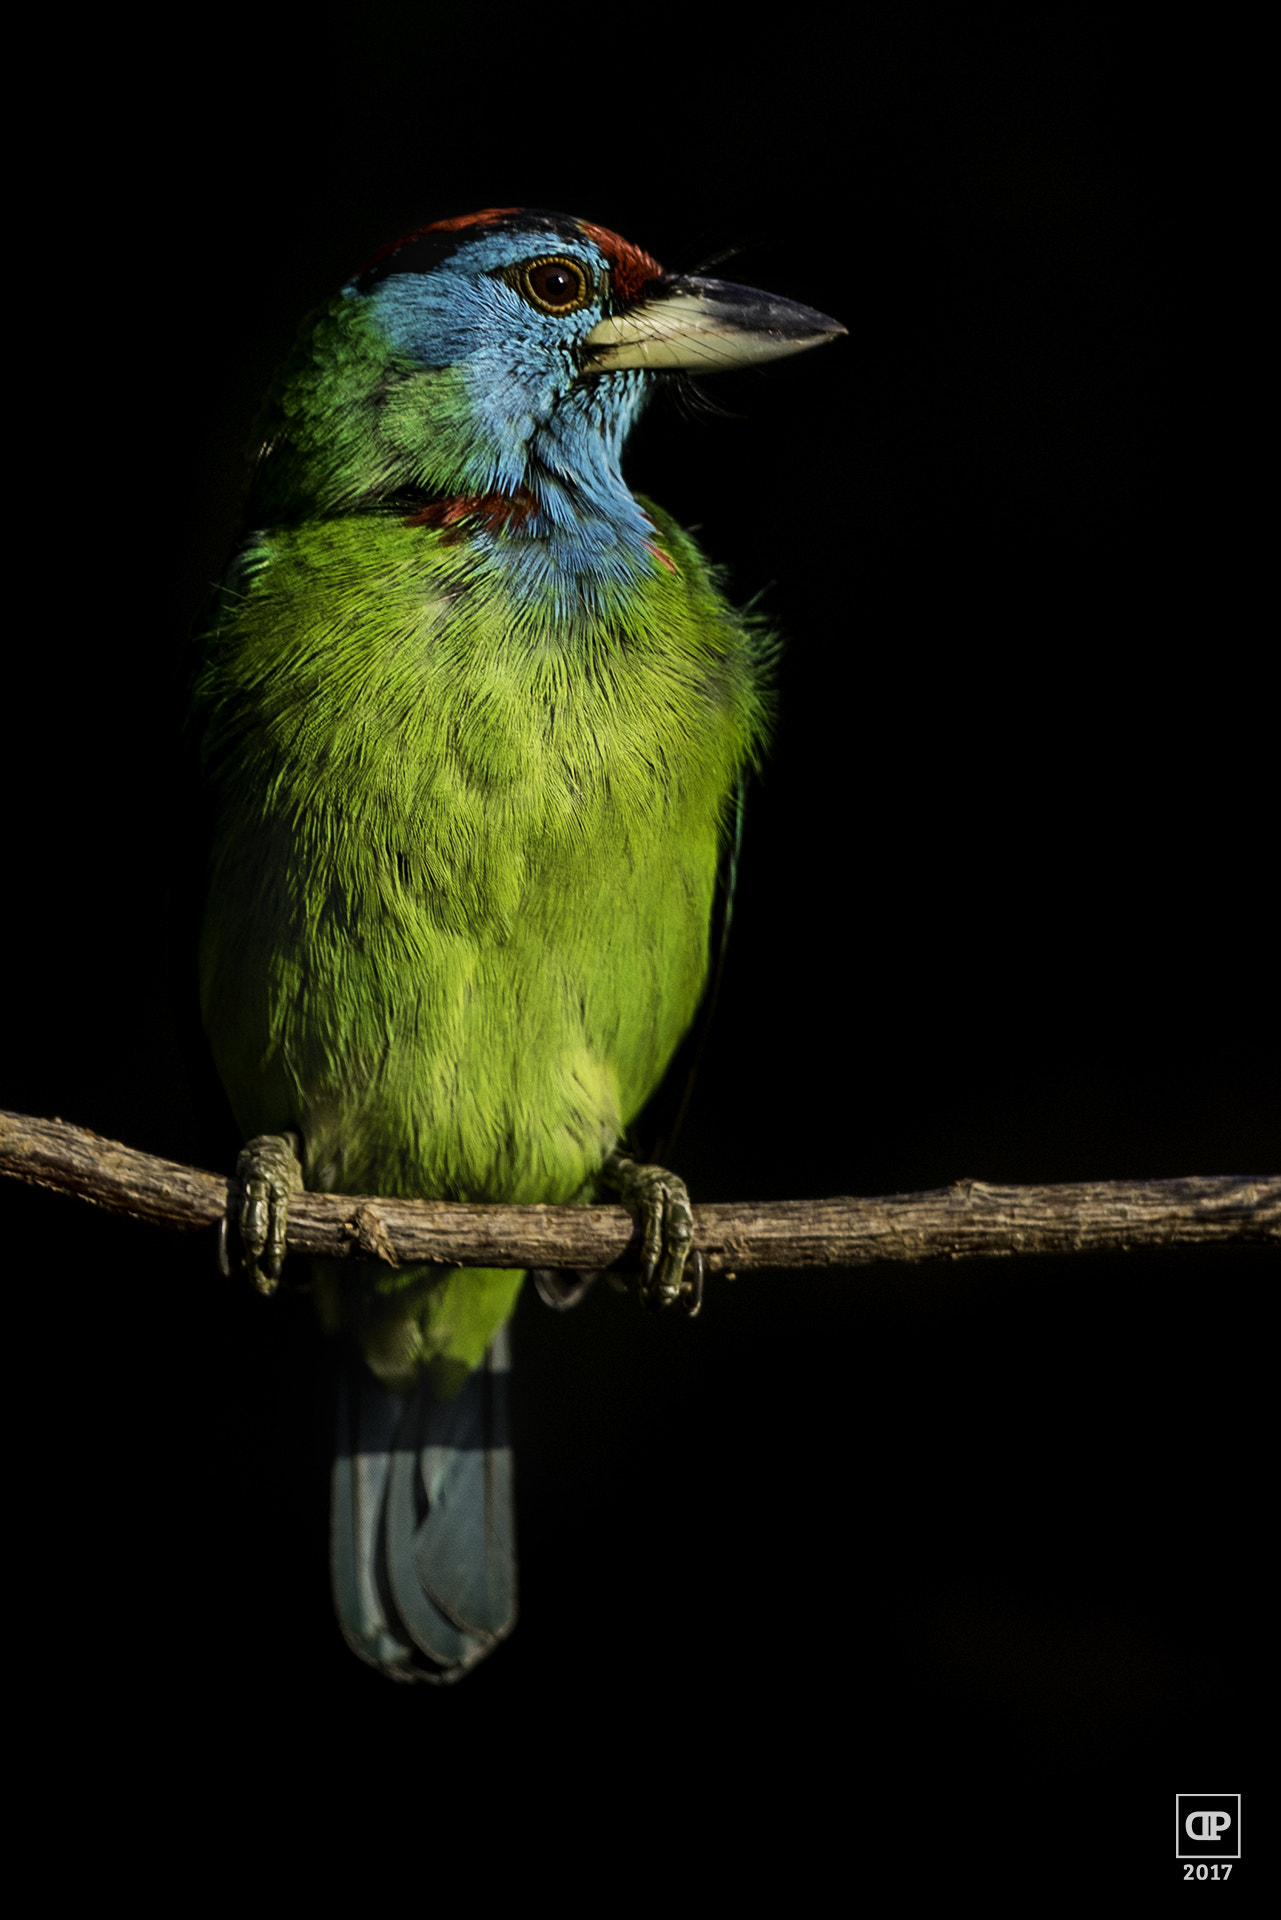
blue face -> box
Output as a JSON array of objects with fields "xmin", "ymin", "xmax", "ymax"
[
  {"xmin": 357, "ymin": 223, "xmax": 615, "ymax": 380},
  {"xmin": 345, "ymin": 218, "xmax": 658, "ymax": 598},
  {"xmin": 355, "ymin": 221, "xmax": 651, "ymax": 469}
]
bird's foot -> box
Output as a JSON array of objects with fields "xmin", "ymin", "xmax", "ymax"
[
  {"xmin": 218, "ymin": 1131, "xmax": 304, "ymax": 1295},
  {"xmin": 601, "ymin": 1151, "xmax": 703, "ymax": 1316}
]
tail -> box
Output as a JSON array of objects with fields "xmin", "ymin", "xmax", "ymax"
[{"xmin": 330, "ymin": 1323, "xmax": 516, "ymax": 1683}]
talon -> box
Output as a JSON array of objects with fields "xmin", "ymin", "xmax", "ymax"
[
  {"xmin": 602, "ymin": 1150, "xmax": 701, "ymax": 1314},
  {"xmin": 227, "ymin": 1132, "xmax": 304, "ymax": 1294},
  {"xmin": 532, "ymin": 1269, "xmax": 598, "ymax": 1311},
  {"xmin": 682, "ymin": 1250, "xmax": 704, "ymax": 1318}
]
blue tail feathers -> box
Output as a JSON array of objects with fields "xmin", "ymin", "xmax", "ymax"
[{"xmin": 331, "ymin": 1324, "xmax": 516, "ymax": 1683}]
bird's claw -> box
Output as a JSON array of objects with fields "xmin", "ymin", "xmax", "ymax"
[
  {"xmin": 603, "ymin": 1153, "xmax": 702, "ymax": 1316},
  {"xmin": 220, "ymin": 1131, "xmax": 304, "ymax": 1294},
  {"xmin": 532, "ymin": 1269, "xmax": 599, "ymax": 1311}
]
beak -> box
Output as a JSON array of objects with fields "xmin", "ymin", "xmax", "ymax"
[{"xmin": 582, "ymin": 273, "xmax": 846, "ymax": 374}]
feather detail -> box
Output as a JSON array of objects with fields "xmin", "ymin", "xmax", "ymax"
[{"xmin": 332, "ymin": 1323, "xmax": 515, "ymax": 1683}]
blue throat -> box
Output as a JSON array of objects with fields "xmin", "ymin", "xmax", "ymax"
[
  {"xmin": 402, "ymin": 368, "xmax": 664, "ymax": 616},
  {"xmin": 482, "ymin": 375, "xmax": 665, "ymax": 611},
  {"xmin": 352, "ymin": 238, "xmax": 669, "ymax": 616}
]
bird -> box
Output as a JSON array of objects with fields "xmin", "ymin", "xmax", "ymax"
[{"xmin": 192, "ymin": 208, "xmax": 842, "ymax": 1682}]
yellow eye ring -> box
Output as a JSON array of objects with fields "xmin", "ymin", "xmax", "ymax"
[{"xmin": 519, "ymin": 255, "xmax": 591, "ymax": 314}]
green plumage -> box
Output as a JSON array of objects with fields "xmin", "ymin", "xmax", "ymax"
[{"xmin": 196, "ymin": 503, "xmax": 769, "ymax": 1389}]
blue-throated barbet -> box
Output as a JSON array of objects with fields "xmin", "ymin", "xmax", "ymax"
[{"xmin": 193, "ymin": 209, "xmax": 843, "ymax": 1681}]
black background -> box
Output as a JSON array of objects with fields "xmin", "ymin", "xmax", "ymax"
[{"xmin": 6, "ymin": 6, "xmax": 1266, "ymax": 1887}]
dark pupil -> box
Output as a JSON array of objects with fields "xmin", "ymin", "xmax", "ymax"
[{"xmin": 530, "ymin": 260, "xmax": 581, "ymax": 307}]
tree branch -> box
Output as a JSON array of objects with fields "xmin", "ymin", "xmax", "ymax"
[{"xmin": 2, "ymin": 1110, "xmax": 1276, "ymax": 1275}]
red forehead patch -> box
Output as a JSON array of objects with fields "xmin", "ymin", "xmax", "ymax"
[
  {"xmin": 357, "ymin": 209, "xmax": 663, "ymax": 302},
  {"xmin": 578, "ymin": 221, "xmax": 664, "ymax": 301}
]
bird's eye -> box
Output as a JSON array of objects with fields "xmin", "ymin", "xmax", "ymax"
[{"xmin": 520, "ymin": 256, "xmax": 591, "ymax": 314}]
